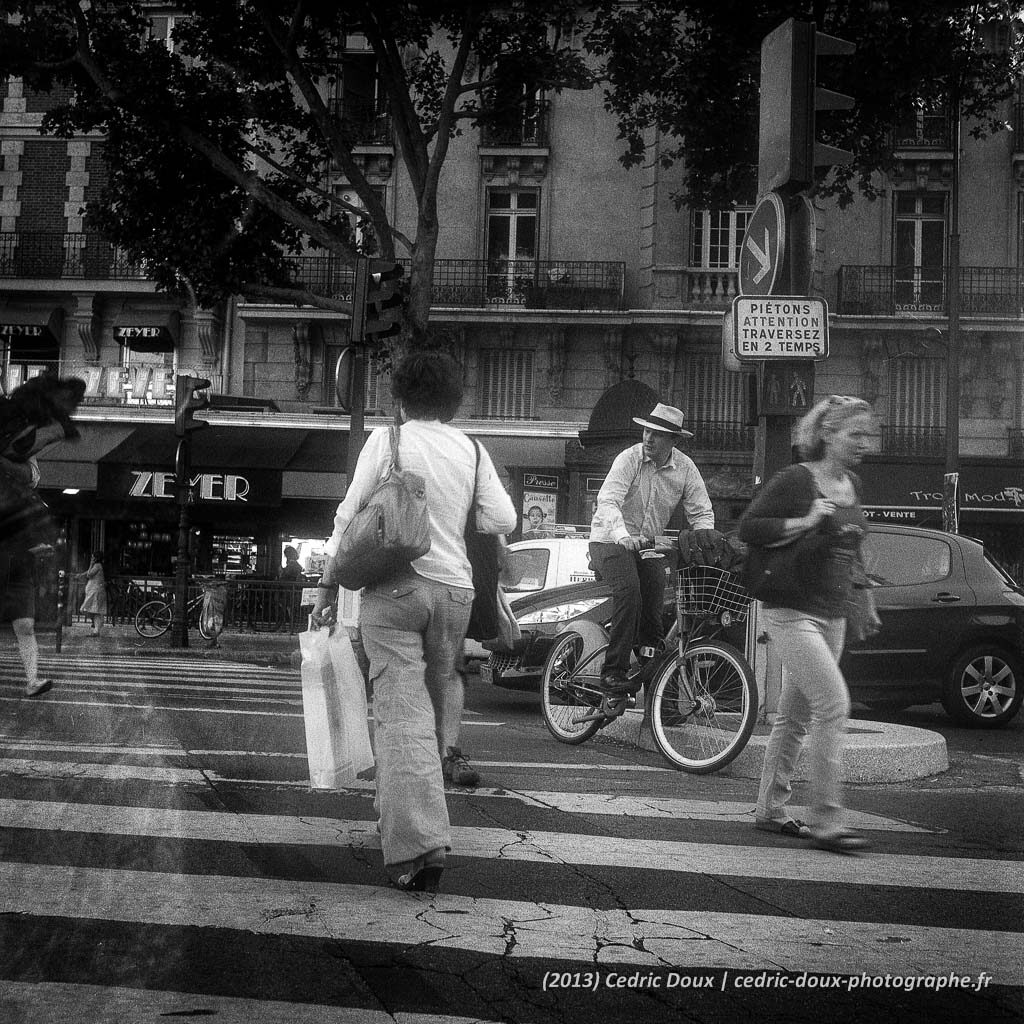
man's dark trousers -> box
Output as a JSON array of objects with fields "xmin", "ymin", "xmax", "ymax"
[{"xmin": 588, "ymin": 541, "xmax": 667, "ymax": 678}]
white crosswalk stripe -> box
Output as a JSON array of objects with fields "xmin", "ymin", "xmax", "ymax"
[{"xmin": 0, "ymin": 651, "xmax": 1019, "ymax": 1020}]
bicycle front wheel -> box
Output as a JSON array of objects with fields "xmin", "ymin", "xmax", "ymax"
[
  {"xmin": 135, "ymin": 600, "xmax": 172, "ymax": 638},
  {"xmin": 647, "ymin": 641, "xmax": 757, "ymax": 773},
  {"xmin": 540, "ymin": 631, "xmax": 604, "ymax": 745}
]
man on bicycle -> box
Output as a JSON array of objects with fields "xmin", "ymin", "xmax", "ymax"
[{"xmin": 589, "ymin": 402, "xmax": 727, "ymax": 697}]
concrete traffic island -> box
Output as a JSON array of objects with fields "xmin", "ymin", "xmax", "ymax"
[{"xmin": 598, "ymin": 706, "xmax": 949, "ymax": 784}]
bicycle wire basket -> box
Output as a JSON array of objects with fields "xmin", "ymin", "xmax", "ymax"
[{"xmin": 676, "ymin": 564, "xmax": 753, "ymax": 621}]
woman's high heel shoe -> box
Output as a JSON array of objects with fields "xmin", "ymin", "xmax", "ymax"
[{"xmin": 389, "ymin": 848, "xmax": 446, "ymax": 893}]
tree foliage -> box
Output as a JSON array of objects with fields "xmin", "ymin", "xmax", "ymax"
[
  {"xmin": 586, "ymin": 0, "xmax": 1024, "ymax": 209},
  {"xmin": 0, "ymin": 1, "xmax": 595, "ymax": 340}
]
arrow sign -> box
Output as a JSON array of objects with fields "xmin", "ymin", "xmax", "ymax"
[
  {"xmin": 739, "ymin": 193, "xmax": 785, "ymax": 296},
  {"xmin": 746, "ymin": 228, "xmax": 772, "ymax": 285}
]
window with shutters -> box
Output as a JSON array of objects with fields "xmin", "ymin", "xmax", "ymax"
[
  {"xmin": 479, "ymin": 349, "xmax": 534, "ymax": 419},
  {"xmin": 679, "ymin": 353, "xmax": 754, "ymax": 450},
  {"xmin": 364, "ymin": 355, "xmax": 391, "ymax": 415},
  {"xmin": 883, "ymin": 357, "xmax": 945, "ymax": 455}
]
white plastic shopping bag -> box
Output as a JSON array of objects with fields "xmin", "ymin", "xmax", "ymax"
[{"xmin": 299, "ymin": 622, "xmax": 375, "ymax": 790}]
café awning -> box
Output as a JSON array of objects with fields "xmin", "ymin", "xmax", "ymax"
[
  {"xmin": 0, "ymin": 305, "xmax": 64, "ymax": 346},
  {"xmin": 112, "ymin": 309, "xmax": 180, "ymax": 353}
]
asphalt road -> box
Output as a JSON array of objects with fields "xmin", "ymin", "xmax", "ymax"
[{"xmin": 0, "ymin": 646, "xmax": 1021, "ymax": 1023}]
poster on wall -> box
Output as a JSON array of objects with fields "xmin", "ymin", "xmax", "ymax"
[{"xmin": 522, "ymin": 491, "xmax": 558, "ymax": 538}]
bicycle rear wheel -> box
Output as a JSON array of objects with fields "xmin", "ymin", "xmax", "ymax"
[
  {"xmin": 647, "ymin": 640, "xmax": 757, "ymax": 773},
  {"xmin": 540, "ymin": 631, "xmax": 604, "ymax": 745},
  {"xmin": 135, "ymin": 600, "xmax": 172, "ymax": 638}
]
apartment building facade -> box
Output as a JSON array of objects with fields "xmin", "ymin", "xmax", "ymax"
[{"xmin": 2, "ymin": 19, "xmax": 1023, "ymax": 578}]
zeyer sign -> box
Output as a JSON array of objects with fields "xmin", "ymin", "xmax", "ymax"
[{"xmin": 731, "ymin": 296, "xmax": 829, "ymax": 360}]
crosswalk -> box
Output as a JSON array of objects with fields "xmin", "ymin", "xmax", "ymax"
[{"xmin": 0, "ymin": 651, "xmax": 1021, "ymax": 1021}]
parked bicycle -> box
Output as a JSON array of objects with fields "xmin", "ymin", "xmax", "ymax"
[
  {"xmin": 135, "ymin": 584, "xmax": 218, "ymax": 640},
  {"xmin": 539, "ymin": 561, "xmax": 757, "ymax": 773}
]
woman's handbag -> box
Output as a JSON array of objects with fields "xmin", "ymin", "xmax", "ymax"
[
  {"xmin": 299, "ymin": 621, "xmax": 375, "ymax": 790},
  {"xmin": 741, "ymin": 526, "xmax": 830, "ymax": 605},
  {"xmin": 464, "ymin": 439, "xmax": 506, "ymax": 643},
  {"xmin": 845, "ymin": 583, "xmax": 881, "ymax": 642},
  {"xmin": 332, "ymin": 424, "xmax": 430, "ymax": 591}
]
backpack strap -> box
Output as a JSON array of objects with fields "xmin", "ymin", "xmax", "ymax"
[{"xmin": 387, "ymin": 423, "xmax": 401, "ymax": 474}]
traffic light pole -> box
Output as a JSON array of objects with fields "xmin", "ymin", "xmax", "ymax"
[{"xmin": 172, "ymin": 439, "xmax": 191, "ymax": 649}]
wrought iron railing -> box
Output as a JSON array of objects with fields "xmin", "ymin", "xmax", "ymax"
[
  {"xmin": 325, "ymin": 97, "xmax": 393, "ymax": 146},
  {"xmin": 891, "ymin": 105, "xmax": 953, "ymax": 149},
  {"xmin": 837, "ymin": 265, "xmax": 1024, "ymax": 317},
  {"xmin": 881, "ymin": 425, "xmax": 945, "ymax": 457},
  {"xmin": 289, "ymin": 255, "xmax": 625, "ymax": 311},
  {"xmin": 689, "ymin": 420, "xmax": 755, "ymax": 452},
  {"xmin": 479, "ymin": 102, "xmax": 550, "ymax": 147},
  {"xmin": 0, "ymin": 232, "xmax": 148, "ymax": 280},
  {"xmin": 70, "ymin": 576, "xmax": 314, "ymax": 635}
]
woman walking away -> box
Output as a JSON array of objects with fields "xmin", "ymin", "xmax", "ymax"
[
  {"xmin": 739, "ymin": 395, "xmax": 880, "ymax": 855},
  {"xmin": 312, "ymin": 351, "xmax": 516, "ymax": 892},
  {"xmin": 79, "ymin": 551, "xmax": 107, "ymax": 636}
]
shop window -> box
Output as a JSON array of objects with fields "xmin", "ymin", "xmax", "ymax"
[
  {"xmin": 486, "ymin": 190, "xmax": 539, "ymax": 304},
  {"xmin": 884, "ymin": 356, "xmax": 945, "ymax": 456},
  {"xmin": 480, "ymin": 349, "xmax": 534, "ymax": 419},
  {"xmin": 894, "ymin": 193, "xmax": 947, "ymax": 311},
  {"xmin": 690, "ymin": 209, "xmax": 752, "ymax": 269},
  {"xmin": 119, "ymin": 347, "xmax": 176, "ymax": 406},
  {"xmin": 4, "ymin": 335, "xmax": 60, "ymax": 391}
]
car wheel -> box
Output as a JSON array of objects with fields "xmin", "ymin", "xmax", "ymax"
[{"xmin": 941, "ymin": 645, "xmax": 1024, "ymax": 728}]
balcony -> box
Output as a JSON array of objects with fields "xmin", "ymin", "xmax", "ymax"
[
  {"xmin": 0, "ymin": 232, "xmax": 148, "ymax": 280},
  {"xmin": 881, "ymin": 425, "xmax": 945, "ymax": 457},
  {"xmin": 891, "ymin": 107, "xmax": 953, "ymax": 150},
  {"xmin": 837, "ymin": 266, "xmax": 1024, "ymax": 317},
  {"xmin": 479, "ymin": 102, "xmax": 550, "ymax": 148},
  {"xmin": 289, "ymin": 256, "xmax": 625, "ymax": 311},
  {"xmin": 689, "ymin": 420, "xmax": 754, "ymax": 452},
  {"xmin": 325, "ymin": 97, "xmax": 392, "ymax": 147}
]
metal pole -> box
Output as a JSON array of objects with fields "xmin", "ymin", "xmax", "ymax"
[
  {"xmin": 172, "ymin": 438, "xmax": 190, "ymax": 648},
  {"xmin": 943, "ymin": 90, "xmax": 961, "ymax": 534}
]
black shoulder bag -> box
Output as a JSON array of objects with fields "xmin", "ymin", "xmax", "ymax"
[{"xmin": 463, "ymin": 440, "xmax": 502, "ymax": 641}]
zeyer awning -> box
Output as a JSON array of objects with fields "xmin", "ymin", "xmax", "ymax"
[
  {"xmin": 112, "ymin": 310, "xmax": 180, "ymax": 353},
  {"xmin": 0, "ymin": 305, "xmax": 64, "ymax": 346}
]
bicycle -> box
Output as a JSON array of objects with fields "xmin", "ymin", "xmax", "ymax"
[
  {"xmin": 539, "ymin": 561, "xmax": 758, "ymax": 773},
  {"xmin": 135, "ymin": 588, "xmax": 216, "ymax": 640}
]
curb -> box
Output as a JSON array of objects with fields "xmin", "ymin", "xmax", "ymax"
[{"xmin": 597, "ymin": 706, "xmax": 949, "ymax": 784}]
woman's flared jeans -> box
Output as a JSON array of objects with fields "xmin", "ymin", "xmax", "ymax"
[
  {"xmin": 360, "ymin": 573, "xmax": 473, "ymax": 867},
  {"xmin": 755, "ymin": 606, "xmax": 851, "ymax": 838}
]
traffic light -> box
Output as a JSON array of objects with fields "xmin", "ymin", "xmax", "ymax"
[
  {"xmin": 364, "ymin": 259, "xmax": 407, "ymax": 342},
  {"xmin": 757, "ymin": 19, "xmax": 855, "ymax": 195},
  {"xmin": 174, "ymin": 374, "xmax": 211, "ymax": 437}
]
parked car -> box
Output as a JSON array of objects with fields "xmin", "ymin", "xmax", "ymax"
[
  {"xmin": 842, "ymin": 524, "xmax": 1024, "ymax": 726},
  {"xmin": 482, "ymin": 525, "xmax": 1024, "ymax": 728}
]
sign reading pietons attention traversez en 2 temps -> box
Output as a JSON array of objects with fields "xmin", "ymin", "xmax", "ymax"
[{"xmin": 731, "ymin": 296, "xmax": 829, "ymax": 360}]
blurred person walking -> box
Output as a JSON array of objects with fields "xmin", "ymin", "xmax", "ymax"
[
  {"xmin": 312, "ymin": 351, "xmax": 516, "ymax": 891},
  {"xmin": 78, "ymin": 551, "xmax": 108, "ymax": 636},
  {"xmin": 739, "ymin": 395, "xmax": 880, "ymax": 854}
]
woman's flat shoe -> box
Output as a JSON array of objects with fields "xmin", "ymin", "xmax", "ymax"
[
  {"xmin": 755, "ymin": 818, "xmax": 811, "ymax": 839},
  {"xmin": 812, "ymin": 831, "xmax": 869, "ymax": 855},
  {"xmin": 389, "ymin": 849, "xmax": 446, "ymax": 893},
  {"xmin": 25, "ymin": 679, "xmax": 53, "ymax": 698}
]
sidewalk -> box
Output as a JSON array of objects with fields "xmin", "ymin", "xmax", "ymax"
[
  {"xmin": 599, "ymin": 702, "xmax": 949, "ymax": 784},
  {"xmin": 57, "ymin": 622, "xmax": 301, "ymax": 668}
]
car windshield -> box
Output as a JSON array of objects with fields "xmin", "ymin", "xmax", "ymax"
[{"xmin": 503, "ymin": 549, "xmax": 550, "ymax": 592}]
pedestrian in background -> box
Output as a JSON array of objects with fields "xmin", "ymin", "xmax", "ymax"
[
  {"xmin": 313, "ymin": 350, "xmax": 516, "ymax": 892},
  {"xmin": 739, "ymin": 395, "xmax": 879, "ymax": 854},
  {"xmin": 78, "ymin": 551, "xmax": 107, "ymax": 636},
  {"xmin": 280, "ymin": 545, "xmax": 303, "ymax": 581}
]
